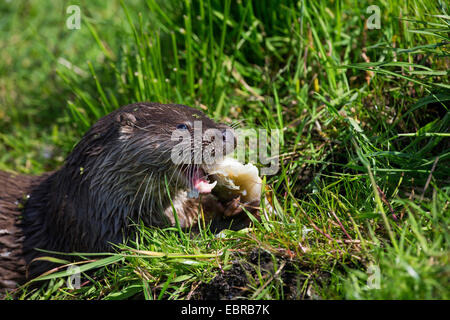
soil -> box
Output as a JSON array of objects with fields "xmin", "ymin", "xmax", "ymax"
[{"xmin": 191, "ymin": 248, "xmax": 325, "ymax": 300}]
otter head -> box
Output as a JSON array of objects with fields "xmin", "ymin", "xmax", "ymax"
[
  {"xmin": 19, "ymin": 101, "xmax": 239, "ymax": 274},
  {"xmin": 63, "ymin": 102, "xmax": 236, "ymax": 227}
]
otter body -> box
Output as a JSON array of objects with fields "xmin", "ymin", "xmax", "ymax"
[{"xmin": 0, "ymin": 102, "xmax": 248, "ymax": 294}]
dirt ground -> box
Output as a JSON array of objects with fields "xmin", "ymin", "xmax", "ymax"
[{"xmin": 192, "ymin": 249, "xmax": 326, "ymax": 300}]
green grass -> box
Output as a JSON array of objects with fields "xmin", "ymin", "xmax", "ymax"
[{"xmin": 1, "ymin": 0, "xmax": 449, "ymax": 299}]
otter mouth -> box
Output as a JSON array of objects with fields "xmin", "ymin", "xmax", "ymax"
[
  {"xmin": 193, "ymin": 167, "xmax": 217, "ymax": 193},
  {"xmin": 185, "ymin": 166, "xmax": 217, "ymax": 198}
]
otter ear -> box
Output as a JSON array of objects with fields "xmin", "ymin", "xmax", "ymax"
[{"xmin": 116, "ymin": 112, "xmax": 137, "ymax": 127}]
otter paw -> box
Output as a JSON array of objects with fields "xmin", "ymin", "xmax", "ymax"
[{"xmin": 223, "ymin": 196, "xmax": 261, "ymax": 219}]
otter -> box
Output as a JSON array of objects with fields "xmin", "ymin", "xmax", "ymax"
[{"xmin": 0, "ymin": 102, "xmax": 257, "ymax": 294}]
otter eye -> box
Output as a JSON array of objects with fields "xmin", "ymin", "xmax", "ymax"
[{"xmin": 176, "ymin": 123, "xmax": 189, "ymax": 130}]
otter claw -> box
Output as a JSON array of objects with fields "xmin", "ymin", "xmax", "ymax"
[{"xmin": 223, "ymin": 196, "xmax": 242, "ymax": 217}]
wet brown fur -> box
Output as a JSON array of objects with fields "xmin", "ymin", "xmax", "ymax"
[{"xmin": 0, "ymin": 102, "xmax": 252, "ymax": 295}]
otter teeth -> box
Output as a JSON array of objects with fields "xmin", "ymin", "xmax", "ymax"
[
  {"xmin": 194, "ymin": 179, "xmax": 217, "ymax": 194},
  {"xmin": 186, "ymin": 168, "xmax": 217, "ymax": 198},
  {"xmin": 187, "ymin": 179, "xmax": 216, "ymax": 198}
]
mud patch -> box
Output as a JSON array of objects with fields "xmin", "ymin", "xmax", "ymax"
[{"xmin": 192, "ymin": 248, "xmax": 325, "ymax": 300}]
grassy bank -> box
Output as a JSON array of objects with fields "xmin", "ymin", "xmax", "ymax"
[{"xmin": 0, "ymin": 0, "xmax": 449, "ymax": 299}]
